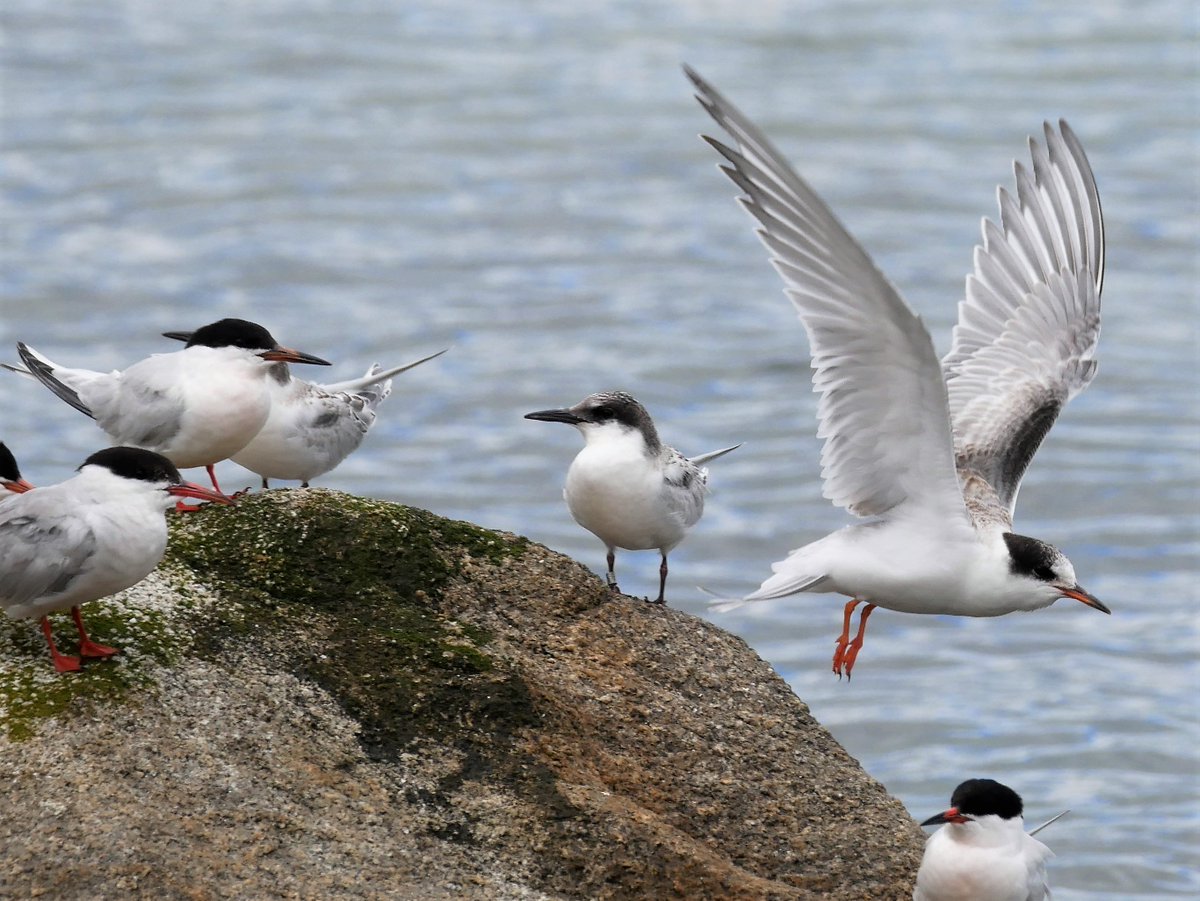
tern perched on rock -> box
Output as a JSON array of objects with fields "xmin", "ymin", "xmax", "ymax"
[
  {"xmin": 164, "ymin": 329, "xmax": 445, "ymax": 488},
  {"xmin": 8, "ymin": 318, "xmax": 331, "ymax": 495},
  {"xmin": 0, "ymin": 446, "xmax": 232, "ymax": 673},
  {"xmin": 915, "ymin": 779, "xmax": 1056, "ymax": 901},
  {"xmin": 688, "ymin": 66, "xmax": 1109, "ymax": 677},
  {"xmin": 525, "ymin": 391, "xmax": 739, "ymax": 604}
]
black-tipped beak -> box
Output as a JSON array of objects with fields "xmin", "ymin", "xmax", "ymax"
[
  {"xmin": 920, "ymin": 807, "xmax": 966, "ymax": 827},
  {"xmin": 167, "ymin": 481, "xmax": 237, "ymax": 506},
  {"xmin": 260, "ymin": 346, "xmax": 331, "ymax": 366},
  {"xmin": 524, "ymin": 408, "xmax": 584, "ymax": 425},
  {"xmin": 162, "ymin": 330, "xmax": 193, "ymax": 343},
  {"xmin": 1060, "ymin": 583, "xmax": 1110, "ymax": 615}
]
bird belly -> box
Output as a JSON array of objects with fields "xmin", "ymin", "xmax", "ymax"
[
  {"xmin": 915, "ymin": 834, "xmax": 1038, "ymax": 901},
  {"xmin": 106, "ymin": 356, "xmax": 271, "ymax": 468},
  {"xmin": 564, "ymin": 456, "xmax": 685, "ymax": 552},
  {"xmin": 231, "ymin": 397, "xmax": 367, "ymax": 482},
  {"xmin": 799, "ymin": 524, "xmax": 1002, "ymax": 617}
]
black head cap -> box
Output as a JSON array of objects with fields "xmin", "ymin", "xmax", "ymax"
[
  {"xmin": 185, "ymin": 318, "xmax": 277, "ymax": 352},
  {"xmin": 580, "ymin": 391, "xmax": 651, "ymax": 426},
  {"xmin": 579, "ymin": 391, "xmax": 660, "ymax": 449},
  {"xmin": 950, "ymin": 778, "xmax": 1024, "ymax": 820},
  {"xmin": 0, "ymin": 442, "xmax": 20, "ymax": 482},
  {"xmin": 80, "ymin": 447, "xmax": 183, "ymax": 485},
  {"xmin": 1003, "ymin": 532, "xmax": 1062, "ymax": 583}
]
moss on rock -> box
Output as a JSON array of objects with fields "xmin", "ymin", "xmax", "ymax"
[
  {"xmin": 164, "ymin": 489, "xmax": 534, "ymax": 757},
  {"xmin": 0, "ymin": 567, "xmax": 215, "ymax": 741}
]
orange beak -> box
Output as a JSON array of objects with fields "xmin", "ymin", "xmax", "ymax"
[
  {"xmin": 167, "ymin": 481, "xmax": 236, "ymax": 506},
  {"xmin": 1060, "ymin": 583, "xmax": 1110, "ymax": 614},
  {"xmin": 2, "ymin": 478, "xmax": 34, "ymax": 494}
]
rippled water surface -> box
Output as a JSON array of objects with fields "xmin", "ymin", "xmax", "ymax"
[{"xmin": 3, "ymin": 1, "xmax": 1197, "ymax": 896}]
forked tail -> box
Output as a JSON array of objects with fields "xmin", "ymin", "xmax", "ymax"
[{"xmin": 704, "ymin": 572, "xmax": 829, "ymax": 613}]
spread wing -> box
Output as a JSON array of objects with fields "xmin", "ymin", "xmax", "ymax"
[
  {"xmin": 687, "ymin": 66, "xmax": 967, "ymax": 525},
  {"xmin": 944, "ymin": 121, "xmax": 1103, "ymax": 524}
]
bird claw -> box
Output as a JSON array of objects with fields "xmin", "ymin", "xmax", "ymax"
[
  {"xmin": 78, "ymin": 639, "xmax": 118, "ymax": 659},
  {"xmin": 51, "ymin": 654, "xmax": 82, "ymax": 674}
]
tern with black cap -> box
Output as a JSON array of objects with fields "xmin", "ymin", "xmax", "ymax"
[
  {"xmin": 163, "ymin": 328, "xmax": 445, "ymax": 488},
  {"xmin": 0, "ymin": 446, "xmax": 232, "ymax": 673},
  {"xmin": 915, "ymin": 778, "xmax": 1055, "ymax": 901},
  {"xmin": 688, "ymin": 67, "xmax": 1110, "ymax": 677},
  {"xmin": 7, "ymin": 318, "xmax": 331, "ymax": 494}
]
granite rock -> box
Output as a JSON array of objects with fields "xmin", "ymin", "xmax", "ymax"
[{"xmin": 0, "ymin": 489, "xmax": 925, "ymax": 899}]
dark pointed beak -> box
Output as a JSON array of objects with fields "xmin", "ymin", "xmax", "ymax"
[
  {"xmin": 920, "ymin": 807, "xmax": 966, "ymax": 827},
  {"xmin": 524, "ymin": 408, "xmax": 584, "ymax": 425},
  {"xmin": 2, "ymin": 478, "xmax": 34, "ymax": 494},
  {"xmin": 1060, "ymin": 583, "xmax": 1110, "ymax": 614},
  {"xmin": 260, "ymin": 346, "xmax": 331, "ymax": 366},
  {"xmin": 167, "ymin": 482, "xmax": 236, "ymax": 506},
  {"xmin": 162, "ymin": 330, "xmax": 193, "ymax": 342}
]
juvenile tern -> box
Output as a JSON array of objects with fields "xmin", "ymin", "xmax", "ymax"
[
  {"xmin": 687, "ymin": 66, "xmax": 1109, "ymax": 677},
  {"xmin": 0, "ymin": 446, "xmax": 232, "ymax": 673},
  {"xmin": 915, "ymin": 778, "xmax": 1054, "ymax": 901},
  {"xmin": 163, "ymin": 330, "xmax": 445, "ymax": 488},
  {"xmin": 525, "ymin": 391, "xmax": 739, "ymax": 604},
  {"xmin": 9, "ymin": 318, "xmax": 330, "ymax": 494},
  {"xmin": 0, "ymin": 442, "xmax": 33, "ymax": 494}
]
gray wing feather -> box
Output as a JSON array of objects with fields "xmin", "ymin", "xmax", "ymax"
[
  {"xmin": 0, "ymin": 509, "xmax": 97, "ymax": 611},
  {"xmin": 16, "ymin": 343, "xmax": 95, "ymax": 418},
  {"xmin": 945, "ymin": 121, "xmax": 1103, "ymax": 522},
  {"xmin": 662, "ymin": 449, "xmax": 707, "ymax": 530},
  {"xmin": 688, "ymin": 65, "xmax": 966, "ymax": 523},
  {"xmin": 322, "ymin": 349, "xmax": 447, "ymax": 400}
]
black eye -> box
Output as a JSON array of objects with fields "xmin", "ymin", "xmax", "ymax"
[
  {"xmin": 592, "ymin": 405, "xmax": 614, "ymax": 420},
  {"xmin": 1034, "ymin": 566, "xmax": 1056, "ymax": 582}
]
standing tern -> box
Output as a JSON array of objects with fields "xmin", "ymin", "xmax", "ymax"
[
  {"xmin": 162, "ymin": 329, "xmax": 445, "ymax": 488},
  {"xmin": 687, "ymin": 67, "xmax": 1109, "ymax": 677},
  {"xmin": 525, "ymin": 391, "xmax": 739, "ymax": 604},
  {"xmin": 9, "ymin": 318, "xmax": 330, "ymax": 494},
  {"xmin": 914, "ymin": 778, "xmax": 1054, "ymax": 901},
  {"xmin": 0, "ymin": 446, "xmax": 232, "ymax": 673},
  {"xmin": 0, "ymin": 442, "xmax": 33, "ymax": 494}
]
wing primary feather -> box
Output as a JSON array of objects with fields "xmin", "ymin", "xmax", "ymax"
[{"xmin": 15, "ymin": 344, "xmax": 96, "ymax": 419}]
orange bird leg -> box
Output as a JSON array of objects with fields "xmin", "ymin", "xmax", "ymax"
[
  {"xmin": 840, "ymin": 603, "xmax": 877, "ymax": 680},
  {"xmin": 832, "ymin": 599, "xmax": 862, "ymax": 675},
  {"xmin": 71, "ymin": 606, "xmax": 118, "ymax": 659},
  {"xmin": 205, "ymin": 464, "xmax": 224, "ymax": 493},
  {"xmin": 39, "ymin": 616, "xmax": 81, "ymax": 673}
]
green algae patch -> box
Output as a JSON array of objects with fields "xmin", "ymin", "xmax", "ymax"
[
  {"xmin": 2, "ymin": 489, "xmax": 532, "ymax": 746},
  {"xmin": 164, "ymin": 489, "xmax": 536, "ymax": 761},
  {"xmin": 0, "ymin": 568, "xmax": 213, "ymax": 741}
]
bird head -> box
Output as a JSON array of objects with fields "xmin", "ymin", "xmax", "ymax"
[
  {"xmin": 524, "ymin": 391, "xmax": 661, "ymax": 453},
  {"xmin": 1003, "ymin": 533, "xmax": 1109, "ymax": 614}
]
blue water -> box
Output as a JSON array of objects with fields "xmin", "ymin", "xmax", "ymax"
[{"xmin": 3, "ymin": 1, "xmax": 1197, "ymax": 895}]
